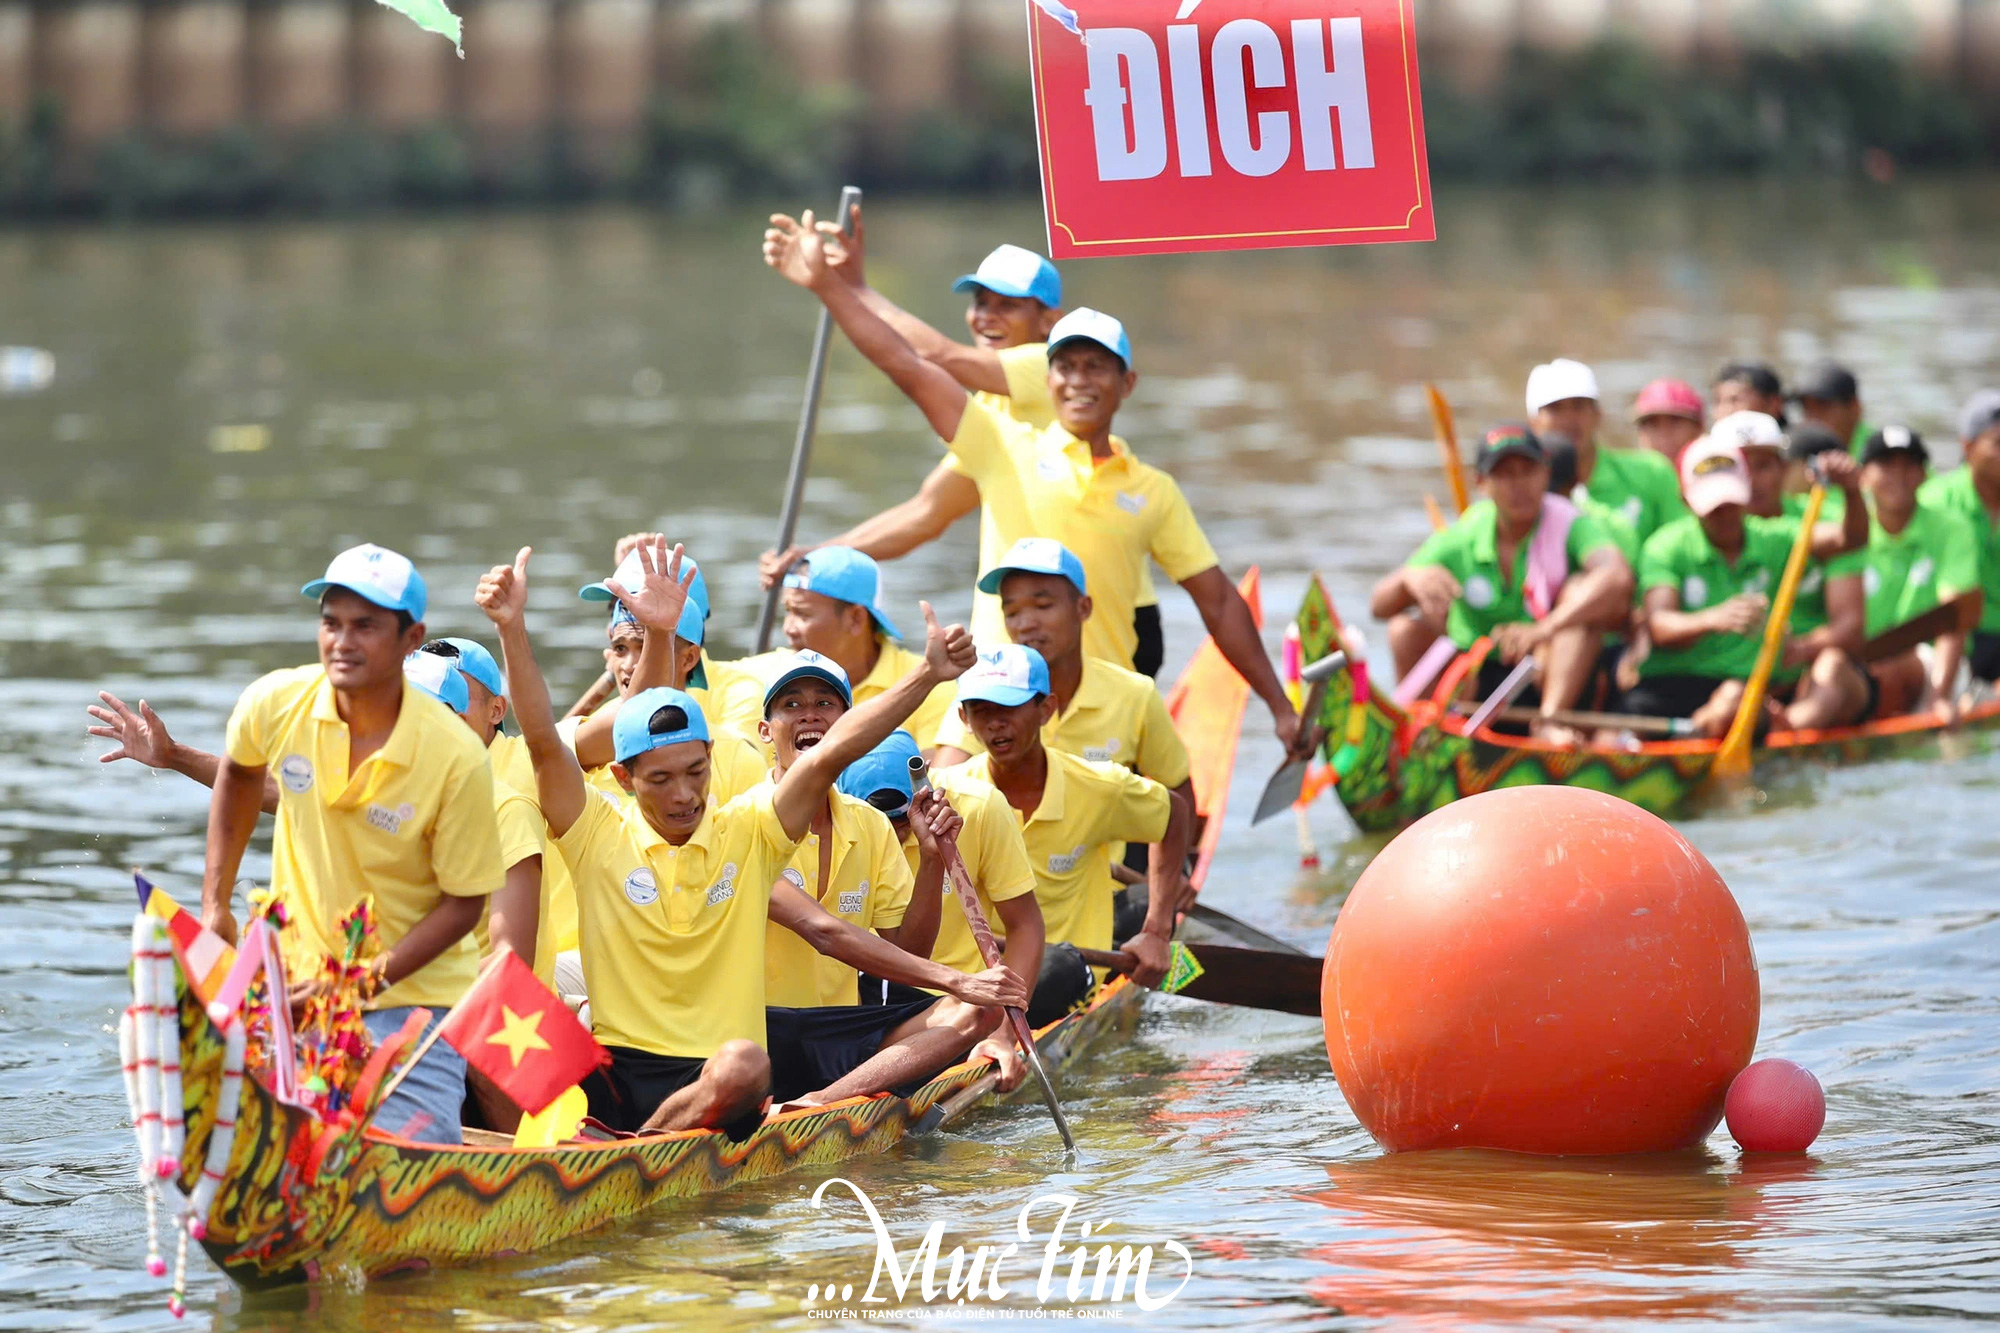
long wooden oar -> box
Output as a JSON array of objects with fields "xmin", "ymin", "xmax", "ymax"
[
  {"xmin": 754, "ymin": 184, "xmax": 861, "ymax": 653},
  {"xmin": 1714, "ymin": 484, "xmax": 1825, "ymax": 780},
  {"xmin": 1075, "ymin": 943, "xmax": 1323, "ymax": 1017},
  {"xmin": 1426, "ymin": 384, "xmax": 1470, "ymax": 515},
  {"xmin": 1451, "ymin": 702, "xmax": 1698, "ymax": 737},
  {"xmin": 909, "ymin": 758, "xmax": 1076, "ymax": 1154}
]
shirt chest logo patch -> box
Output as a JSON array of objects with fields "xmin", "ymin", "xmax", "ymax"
[
  {"xmin": 707, "ymin": 861, "xmax": 738, "ymax": 907},
  {"xmin": 1622, "ymin": 497, "xmax": 1644, "ymax": 525},
  {"xmin": 1115, "ymin": 491, "xmax": 1145, "ymax": 515},
  {"xmin": 278, "ymin": 754, "xmax": 314, "ymax": 794},
  {"xmin": 1464, "ymin": 574, "xmax": 1496, "ymax": 609},
  {"xmin": 1745, "ymin": 568, "xmax": 1772, "ymax": 594},
  {"xmin": 1800, "ymin": 567, "xmax": 1824, "ymax": 596},
  {"xmin": 1047, "ymin": 844, "xmax": 1088, "ymax": 875},
  {"xmin": 1911, "ymin": 556, "xmax": 1936, "ymax": 587},
  {"xmin": 365, "ymin": 802, "xmax": 415, "ymax": 835},
  {"xmin": 1037, "ymin": 457, "xmax": 1067, "ymax": 481},
  {"xmin": 624, "ymin": 868, "xmax": 659, "ymax": 906},
  {"xmin": 838, "ymin": 881, "xmax": 868, "ymax": 916},
  {"xmin": 1682, "ymin": 575, "xmax": 1709, "ymax": 609},
  {"xmin": 780, "ymin": 867, "xmax": 807, "ymax": 892},
  {"xmin": 1864, "ymin": 566, "xmax": 1882, "ymax": 597},
  {"xmin": 1082, "ymin": 739, "xmax": 1121, "ymax": 762}
]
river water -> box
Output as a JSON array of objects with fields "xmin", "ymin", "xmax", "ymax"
[{"xmin": 2, "ymin": 177, "xmax": 1997, "ymax": 1331}]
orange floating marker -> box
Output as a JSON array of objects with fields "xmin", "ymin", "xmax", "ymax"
[
  {"xmin": 1322, "ymin": 787, "xmax": 1759, "ymax": 1154},
  {"xmin": 1725, "ymin": 1058, "xmax": 1825, "ymax": 1152}
]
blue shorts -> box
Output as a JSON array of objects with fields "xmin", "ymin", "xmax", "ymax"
[{"xmin": 364, "ymin": 1007, "xmax": 466, "ymax": 1146}]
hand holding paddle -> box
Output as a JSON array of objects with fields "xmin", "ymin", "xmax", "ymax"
[{"xmin": 1715, "ymin": 484, "xmax": 1825, "ymax": 780}]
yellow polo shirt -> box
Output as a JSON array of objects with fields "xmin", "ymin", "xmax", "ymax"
[
  {"xmin": 554, "ymin": 784, "xmax": 798, "ymax": 1058},
  {"xmin": 555, "ymin": 712, "xmax": 769, "ymax": 807},
  {"xmin": 900, "ymin": 775, "xmax": 1038, "ymax": 979},
  {"xmin": 695, "ymin": 652, "xmax": 767, "ymax": 742},
  {"xmin": 474, "ymin": 788, "xmax": 560, "ymax": 985},
  {"xmin": 947, "ymin": 403, "xmax": 1219, "ymax": 668},
  {"xmin": 934, "ymin": 655, "xmax": 1190, "ymax": 785},
  {"xmin": 726, "ymin": 642, "xmax": 956, "ymax": 752},
  {"xmin": 941, "ymin": 751, "xmax": 1169, "ymax": 956},
  {"xmin": 763, "ymin": 792, "xmax": 916, "ymax": 1008},
  {"xmin": 223, "ymin": 666, "xmax": 504, "ymax": 1010},
  {"xmin": 486, "ymin": 730, "xmax": 580, "ymax": 957}
]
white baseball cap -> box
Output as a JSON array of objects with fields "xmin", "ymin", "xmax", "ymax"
[
  {"xmin": 1046, "ymin": 308, "xmax": 1133, "ymax": 372},
  {"xmin": 301, "ymin": 544, "xmax": 427, "ymax": 620},
  {"xmin": 1708, "ymin": 410, "xmax": 1786, "ymax": 455},
  {"xmin": 1679, "ymin": 437, "xmax": 1753, "ymax": 517},
  {"xmin": 1525, "ymin": 359, "xmax": 1601, "ymax": 414}
]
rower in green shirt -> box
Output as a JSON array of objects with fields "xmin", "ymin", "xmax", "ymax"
[
  {"xmin": 1527, "ymin": 359, "xmax": 1686, "ymax": 544},
  {"xmin": 1372, "ymin": 425, "xmax": 1634, "ymax": 747},
  {"xmin": 1916, "ymin": 390, "xmax": 2000, "ymax": 685},
  {"xmin": 1856, "ymin": 426, "xmax": 1981, "ymax": 724},
  {"xmin": 1789, "ymin": 362, "xmax": 1873, "ymax": 460}
]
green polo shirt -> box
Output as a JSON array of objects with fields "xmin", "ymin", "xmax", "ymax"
[
  {"xmin": 1917, "ymin": 467, "xmax": 2000, "ymax": 633},
  {"xmin": 1637, "ymin": 514, "xmax": 1800, "ymax": 680},
  {"xmin": 1408, "ymin": 499, "xmax": 1618, "ymax": 649},
  {"xmin": 1582, "ymin": 496, "xmax": 1640, "ymax": 566},
  {"xmin": 1857, "ymin": 500, "xmax": 1979, "ymax": 638},
  {"xmin": 1578, "ymin": 445, "xmax": 1686, "ymax": 546}
]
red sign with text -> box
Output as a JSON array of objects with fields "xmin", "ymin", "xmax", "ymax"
[{"xmin": 1028, "ymin": 0, "xmax": 1433, "ymax": 258}]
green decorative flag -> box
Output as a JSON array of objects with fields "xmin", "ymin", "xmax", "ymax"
[
  {"xmin": 375, "ymin": 0, "xmax": 463, "ymax": 54},
  {"xmin": 1158, "ymin": 942, "xmax": 1205, "ymax": 996}
]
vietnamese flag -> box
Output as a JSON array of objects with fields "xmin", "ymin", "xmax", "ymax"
[{"xmin": 439, "ymin": 951, "xmax": 607, "ymax": 1115}]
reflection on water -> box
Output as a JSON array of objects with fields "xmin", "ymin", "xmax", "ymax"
[{"xmin": 1, "ymin": 177, "xmax": 1997, "ymax": 1329}]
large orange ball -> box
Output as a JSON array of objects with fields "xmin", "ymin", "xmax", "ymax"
[{"xmin": 1323, "ymin": 787, "xmax": 1758, "ymax": 1154}]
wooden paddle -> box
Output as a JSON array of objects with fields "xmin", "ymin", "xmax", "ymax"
[
  {"xmin": 1450, "ymin": 702, "xmax": 1698, "ymax": 737},
  {"xmin": 909, "ymin": 758, "xmax": 1077, "ymax": 1155},
  {"xmin": 1426, "ymin": 384, "xmax": 1471, "ymax": 515},
  {"xmin": 1714, "ymin": 485, "xmax": 1826, "ymax": 780},
  {"xmin": 1860, "ymin": 591, "xmax": 1985, "ymax": 664},
  {"xmin": 754, "ymin": 184, "xmax": 862, "ymax": 653},
  {"xmin": 1075, "ymin": 943, "xmax": 1323, "ymax": 1017}
]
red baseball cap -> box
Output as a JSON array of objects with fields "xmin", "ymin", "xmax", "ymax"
[{"xmin": 1633, "ymin": 378, "xmax": 1705, "ymax": 424}]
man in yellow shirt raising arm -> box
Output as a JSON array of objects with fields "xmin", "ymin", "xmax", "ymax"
[
  {"xmin": 201, "ymin": 544, "xmax": 505, "ymax": 1146},
  {"xmin": 763, "ymin": 214, "xmax": 1304, "ymax": 757},
  {"xmin": 475, "ymin": 548, "xmax": 1025, "ymax": 1137}
]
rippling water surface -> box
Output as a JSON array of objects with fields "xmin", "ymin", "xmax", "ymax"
[{"xmin": 2, "ymin": 178, "xmax": 1997, "ymax": 1331}]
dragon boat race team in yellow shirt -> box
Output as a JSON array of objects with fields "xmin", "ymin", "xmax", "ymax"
[
  {"xmin": 197, "ymin": 544, "xmax": 504, "ymax": 1147},
  {"xmin": 727, "ymin": 547, "xmax": 956, "ymax": 753},
  {"xmin": 475, "ymin": 547, "xmax": 1025, "ymax": 1135}
]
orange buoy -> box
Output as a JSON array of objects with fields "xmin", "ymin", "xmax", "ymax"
[
  {"xmin": 1323, "ymin": 787, "xmax": 1759, "ymax": 1154},
  {"xmin": 1725, "ymin": 1059, "xmax": 1825, "ymax": 1152}
]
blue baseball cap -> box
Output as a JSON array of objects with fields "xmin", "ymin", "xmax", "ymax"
[
  {"xmin": 836, "ymin": 730, "xmax": 921, "ymax": 822},
  {"xmin": 403, "ymin": 650, "xmax": 470, "ymax": 714},
  {"xmin": 1046, "ymin": 308, "xmax": 1132, "ymax": 373},
  {"xmin": 612, "ymin": 687, "xmax": 710, "ymax": 765},
  {"xmin": 581, "ymin": 547, "xmax": 711, "ymax": 626},
  {"xmin": 956, "ymin": 644, "xmax": 1051, "ymax": 708},
  {"xmin": 761, "ymin": 649, "xmax": 853, "ymax": 717},
  {"xmin": 783, "ymin": 547, "xmax": 902, "ymax": 641},
  {"xmin": 430, "ymin": 637, "xmax": 504, "ymax": 698},
  {"xmin": 976, "ymin": 536, "xmax": 1087, "ymax": 597},
  {"xmin": 302, "ymin": 544, "xmax": 427, "ymax": 621},
  {"xmin": 951, "ymin": 244, "xmax": 1061, "ymax": 308}
]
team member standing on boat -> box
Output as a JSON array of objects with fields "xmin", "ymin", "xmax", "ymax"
[
  {"xmin": 1790, "ymin": 363, "xmax": 1871, "ymax": 458},
  {"xmin": 1852, "ymin": 427, "xmax": 1981, "ymax": 723},
  {"xmin": 1918, "ymin": 391, "xmax": 2000, "ymax": 685},
  {"xmin": 762, "ymin": 214, "xmax": 1303, "ymax": 756},
  {"xmin": 201, "ymin": 544, "xmax": 503, "ymax": 1146},
  {"xmin": 476, "ymin": 549, "xmax": 1024, "ymax": 1135},
  {"xmin": 1631, "ymin": 379, "xmax": 1706, "ymax": 463},
  {"xmin": 1527, "ymin": 359, "xmax": 1686, "ymax": 544},
  {"xmin": 1373, "ymin": 427, "xmax": 1635, "ymax": 746},
  {"xmin": 729, "ymin": 548, "xmax": 958, "ymax": 753}
]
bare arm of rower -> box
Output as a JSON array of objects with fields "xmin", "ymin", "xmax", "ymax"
[
  {"xmin": 764, "ymin": 212, "xmax": 970, "ymax": 441},
  {"xmin": 767, "ymin": 884, "xmax": 1027, "ymax": 1007},
  {"xmin": 1642, "ymin": 585, "xmax": 1767, "ymax": 648},
  {"xmin": 478, "ymin": 548, "xmax": 590, "ymax": 839},
  {"xmin": 1123, "ymin": 787, "xmax": 1192, "ymax": 987},
  {"xmin": 1181, "ymin": 565, "xmax": 1304, "ymax": 755},
  {"xmin": 1783, "ymin": 573, "xmax": 1866, "ymax": 668},
  {"xmin": 1495, "ymin": 548, "xmax": 1635, "ymax": 661},
  {"xmin": 486, "ymin": 855, "xmax": 541, "ymax": 969},
  {"xmin": 1371, "ymin": 564, "xmax": 1460, "ymax": 633},
  {"xmin": 1932, "ymin": 630, "xmax": 1967, "ymax": 724},
  {"xmin": 88, "ymin": 692, "xmax": 282, "ymax": 814},
  {"xmin": 758, "ymin": 464, "xmax": 981, "ymax": 591},
  {"xmin": 876, "ymin": 789, "xmax": 957, "ymax": 959},
  {"xmin": 771, "ymin": 602, "xmax": 977, "ymax": 842},
  {"xmin": 1810, "ymin": 453, "xmax": 1868, "ymax": 558},
  {"xmin": 571, "ymin": 540, "xmax": 693, "ymax": 770},
  {"xmin": 200, "ymin": 757, "xmax": 266, "ymax": 946}
]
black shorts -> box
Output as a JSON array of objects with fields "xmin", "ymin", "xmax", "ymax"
[
  {"xmin": 1133, "ymin": 604, "xmax": 1164, "ymax": 679},
  {"xmin": 855, "ymin": 973, "xmax": 937, "ymax": 1007},
  {"xmin": 1475, "ymin": 654, "xmax": 1543, "ymax": 717},
  {"xmin": 1616, "ymin": 673, "xmax": 1729, "ymax": 720},
  {"xmin": 764, "ymin": 999, "xmax": 937, "ymax": 1103},
  {"xmin": 1971, "ymin": 632, "xmax": 2000, "ymax": 683},
  {"xmin": 582, "ymin": 1046, "xmax": 768, "ymax": 1140}
]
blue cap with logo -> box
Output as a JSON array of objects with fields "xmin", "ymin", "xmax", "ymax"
[
  {"xmin": 976, "ymin": 536, "xmax": 1087, "ymax": 597},
  {"xmin": 302, "ymin": 543, "xmax": 427, "ymax": 620},
  {"xmin": 1046, "ymin": 308, "xmax": 1132, "ymax": 373},
  {"xmin": 956, "ymin": 644, "xmax": 1051, "ymax": 708},
  {"xmin": 403, "ymin": 649, "xmax": 470, "ymax": 714},
  {"xmin": 761, "ymin": 649, "xmax": 853, "ymax": 717},
  {"xmin": 951, "ymin": 244, "xmax": 1061, "ymax": 308},
  {"xmin": 783, "ymin": 546, "xmax": 902, "ymax": 641},
  {"xmin": 612, "ymin": 686, "xmax": 711, "ymax": 765},
  {"xmin": 835, "ymin": 730, "xmax": 921, "ymax": 822},
  {"xmin": 430, "ymin": 637, "xmax": 504, "ymax": 698},
  {"xmin": 582, "ymin": 547, "xmax": 710, "ymax": 689}
]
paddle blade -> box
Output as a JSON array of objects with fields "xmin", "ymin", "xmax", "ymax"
[
  {"xmin": 1174, "ymin": 944, "xmax": 1323, "ymax": 1017},
  {"xmin": 1252, "ymin": 756, "xmax": 1309, "ymax": 826}
]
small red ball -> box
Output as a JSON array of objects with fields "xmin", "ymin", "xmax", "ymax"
[{"xmin": 1725, "ymin": 1058, "xmax": 1825, "ymax": 1152}]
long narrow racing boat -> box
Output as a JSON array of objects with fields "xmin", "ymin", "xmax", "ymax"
[{"xmin": 1296, "ymin": 573, "xmax": 2000, "ymax": 833}]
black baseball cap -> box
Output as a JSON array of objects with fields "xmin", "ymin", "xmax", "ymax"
[
  {"xmin": 1785, "ymin": 422, "xmax": 1847, "ymax": 462},
  {"xmin": 1860, "ymin": 424, "xmax": 1928, "ymax": 466},
  {"xmin": 1790, "ymin": 362, "xmax": 1858, "ymax": 404},
  {"xmin": 1475, "ymin": 424, "xmax": 1546, "ymax": 476}
]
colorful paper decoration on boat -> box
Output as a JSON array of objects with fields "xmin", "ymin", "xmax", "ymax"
[
  {"xmin": 440, "ymin": 949, "xmax": 608, "ymax": 1115},
  {"xmin": 375, "ymin": 0, "xmax": 462, "ymax": 54},
  {"xmin": 1026, "ymin": 0, "xmax": 1434, "ymax": 257}
]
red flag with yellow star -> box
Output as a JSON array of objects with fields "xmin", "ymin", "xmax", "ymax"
[{"xmin": 437, "ymin": 950, "xmax": 607, "ymax": 1114}]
